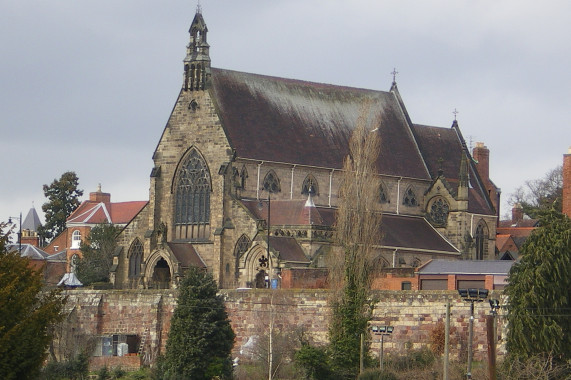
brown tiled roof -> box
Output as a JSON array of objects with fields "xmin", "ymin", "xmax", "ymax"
[
  {"xmin": 268, "ymin": 236, "xmax": 310, "ymax": 263},
  {"xmin": 380, "ymin": 214, "xmax": 459, "ymax": 254},
  {"xmin": 240, "ymin": 199, "xmax": 336, "ymax": 226},
  {"xmin": 210, "ymin": 68, "xmax": 430, "ymax": 179},
  {"xmin": 241, "ymin": 198, "xmax": 457, "ymax": 255},
  {"xmin": 167, "ymin": 242, "xmax": 206, "ymax": 268}
]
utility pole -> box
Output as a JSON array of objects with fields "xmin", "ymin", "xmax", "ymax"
[{"xmin": 268, "ymin": 294, "xmax": 273, "ymax": 380}]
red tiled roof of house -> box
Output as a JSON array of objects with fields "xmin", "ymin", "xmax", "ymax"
[{"xmin": 67, "ymin": 201, "xmax": 147, "ymax": 225}]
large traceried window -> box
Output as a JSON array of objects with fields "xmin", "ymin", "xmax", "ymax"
[
  {"xmin": 128, "ymin": 239, "xmax": 143, "ymax": 278},
  {"xmin": 474, "ymin": 221, "xmax": 488, "ymax": 260},
  {"xmin": 175, "ymin": 148, "xmax": 211, "ymax": 240}
]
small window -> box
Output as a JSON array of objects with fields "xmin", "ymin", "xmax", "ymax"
[
  {"xmin": 403, "ymin": 187, "xmax": 418, "ymax": 207},
  {"xmin": 379, "ymin": 183, "xmax": 389, "ymax": 204},
  {"xmin": 401, "ymin": 281, "xmax": 412, "ymax": 290},
  {"xmin": 71, "ymin": 230, "xmax": 81, "ymax": 249},
  {"xmin": 301, "ymin": 174, "xmax": 319, "ymax": 196}
]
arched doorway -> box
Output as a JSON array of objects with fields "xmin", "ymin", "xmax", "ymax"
[{"xmin": 151, "ymin": 258, "xmax": 171, "ymax": 289}]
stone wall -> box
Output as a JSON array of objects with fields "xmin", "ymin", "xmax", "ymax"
[{"xmin": 60, "ymin": 289, "xmax": 505, "ymax": 369}]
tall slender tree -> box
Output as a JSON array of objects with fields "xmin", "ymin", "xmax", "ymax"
[
  {"xmin": 328, "ymin": 106, "xmax": 383, "ymax": 378},
  {"xmin": 76, "ymin": 223, "xmax": 120, "ymax": 285},
  {"xmin": 505, "ymin": 209, "xmax": 571, "ymax": 362},
  {"xmin": 38, "ymin": 171, "xmax": 83, "ymax": 242},
  {"xmin": 158, "ymin": 266, "xmax": 235, "ymax": 380},
  {"xmin": 0, "ymin": 223, "xmax": 66, "ymax": 380}
]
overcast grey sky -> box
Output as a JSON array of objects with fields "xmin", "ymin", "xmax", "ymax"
[{"xmin": 1, "ymin": 0, "xmax": 570, "ymax": 231}]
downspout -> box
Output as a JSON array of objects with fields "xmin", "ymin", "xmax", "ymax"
[
  {"xmin": 392, "ymin": 249, "xmax": 398, "ymax": 268},
  {"xmin": 396, "ymin": 177, "xmax": 402, "ymax": 215},
  {"xmin": 290, "ymin": 165, "xmax": 296, "ymax": 199},
  {"xmin": 257, "ymin": 162, "xmax": 262, "ymax": 200},
  {"xmin": 329, "ymin": 169, "xmax": 334, "ymax": 207}
]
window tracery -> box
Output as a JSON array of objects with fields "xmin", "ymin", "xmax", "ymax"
[
  {"xmin": 429, "ymin": 197, "xmax": 449, "ymax": 226},
  {"xmin": 301, "ymin": 174, "xmax": 318, "ymax": 195},
  {"xmin": 234, "ymin": 234, "xmax": 251, "ymax": 257},
  {"xmin": 128, "ymin": 239, "xmax": 143, "ymax": 278},
  {"xmin": 262, "ymin": 170, "xmax": 280, "ymax": 193},
  {"xmin": 175, "ymin": 148, "xmax": 211, "ymax": 239},
  {"xmin": 475, "ymin": 222, "xmax": 488, "ymax": 260},
  {"xmin": 403, "ymin": 187, "xmax": 418, "ymax": 207}
]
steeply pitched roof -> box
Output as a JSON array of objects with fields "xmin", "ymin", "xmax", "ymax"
[
  {"xmin": 210, "ymin": 68, "xmax": 430, "ymax": 179},
  {"xmin": 418, "ymin": 259, "xmax": 514, "ymax": 275},
  {"xmin": 8, "ymin": 243, "xmax": 48, "ymax": 260},
  {"xmin": 22, "ymin": 207, "xmax": 42, "ymax": 231}
]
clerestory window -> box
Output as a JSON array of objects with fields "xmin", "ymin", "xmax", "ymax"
[
  {"xmin": 403, "ymin": 187, "xmax": 418, "ymax": 207},
  {"xmin": 262, "ymin": 170, "xmax": 281, "ymax": 193},
  {"xmin": 301, "ymin": 174, "xmax": 318, "ymax": 195}
]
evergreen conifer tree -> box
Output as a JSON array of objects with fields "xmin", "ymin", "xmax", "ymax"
[
  {"xmin": 159, "ymin": 266, "xmax": 235, "ymax": 380},
  {"xmin": 505, "ymin": 209, "xmax": 571, "ymax": 362},
  {"xmin": 0, "ymin": 223, "xmax": 66, "ymax": 380}
]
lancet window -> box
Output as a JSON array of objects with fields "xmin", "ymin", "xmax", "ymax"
[{"xmin": 128, "ymin": 239, "xmax": 143, "ymax": 278}]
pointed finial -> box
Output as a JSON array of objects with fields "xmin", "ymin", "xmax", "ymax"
[
  {"xmin": 391, "ymin": 68, "xmax": 399, "ymax": 84},
  {"xmin": 453, "ymin": 108, "xmax": 459, "ymax": 121},
  {"xmin": 196, "ymin": 0, "xmax": 202, "ymax": 14}
]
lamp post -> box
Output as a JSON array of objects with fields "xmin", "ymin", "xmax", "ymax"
[
  {"xmin": 8, "ymin": 212, "xmax": 22, "ymax": 254},
  {"xmin": 371, "ymin": 325, "xmax": 394, "ymax": 371},
  {"xmin": 488, "ymin": 299, "xmax": 500, "ymax": 380},
  {"xmin": 458, "ymin": 288, "xmax": 489, "ymax": 380}
]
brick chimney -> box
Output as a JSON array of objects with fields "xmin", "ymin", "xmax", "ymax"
[
  {"xmin": 512, "ymin": 203, "xmax": 524, "ymax": 224},
  {"xmin": 473, "ymin": 142, "xmax": 490, "ymax": 182},
  {"xmin": 563, "ymin": 147, "xmax": 571, "ymax": 219},
  {"xmin": 89, "ymin": 183, "xmax": 111, "ymax": 203}
]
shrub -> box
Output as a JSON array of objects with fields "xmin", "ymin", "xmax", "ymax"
[
  {"xmin": 294, "ymin": 344, "xmax": 333, "ymax": 380},
  {"xmin": 39, "ymin": 353, "xmax": 89, "ymax": 380},
  {"xmin": 388, "ymin": 346, "xmax": 435, "ymax": 372},
  {"xmin": 357, "ymin": 368, "xmax": 398, "ymax": 380}
]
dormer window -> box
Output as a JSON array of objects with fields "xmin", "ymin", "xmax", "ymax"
[{"xmin": 71, "ymin": 230, "xmax": 81, "ymax": 249}]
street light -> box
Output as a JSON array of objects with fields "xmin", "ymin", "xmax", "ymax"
[
  {"xmin": 8, "ymin": 212, "xmax": 22, "ymax": 254},
  {"xmin": 371, "ymin": 325, "xmax": 394, "ymax": 371},
  {"xmin": 488, "ymin": 299, "xmax": 500, "ymax": 380},
  {"xmin": 458, "ymin": 288, "xmax": 488, "ymax": 379}
]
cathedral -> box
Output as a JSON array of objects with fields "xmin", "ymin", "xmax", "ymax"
[{"xmin": 111, "ymin": 9, "xmax": 499, "ymax": 290}]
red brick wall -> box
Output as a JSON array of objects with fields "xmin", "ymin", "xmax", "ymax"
[{"xmin": 280, "ymin": 268, "xmax": 329, "ymax": 289}]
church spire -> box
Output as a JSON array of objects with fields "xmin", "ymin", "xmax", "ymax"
[{"xmin": 183, "ymin": 7, "xmax": 211, "ymax": 91}]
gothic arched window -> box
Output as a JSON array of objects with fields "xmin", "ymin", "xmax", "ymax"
[
  {"xmin": 429, "ymin": 197, "xmax": 449, "ymax": 226},
  {"xmin": 403, "ymin": 186, "xmax": 418, "ymax": 207},
  {"xmin": 175, "ymin": 148, "xmax": 211, "ymax": 240},
  {"xmin": 379, "ymin": 182, "xmax": 389, "ymax": 204},
  {"xmin": 301, "ymin": 174, "xmax": 319, "ymax": 195},
  {"xmin": 262, "ymin": 170, "xmax": 281, "ymax": 193},
  {"xmin": 240, "ymin": 166, "xmax": 248, "ymax": 190},
  {"xmin": 475, "ymin": 222, "xmax": 488, "ymax": 260},
  {"xmin": 234, "ymin": 234, "xmax": 251, "ymax": 257},
  {"xmin": 128, "ymin": 239, "xmax": 143, "ymax": 278}
]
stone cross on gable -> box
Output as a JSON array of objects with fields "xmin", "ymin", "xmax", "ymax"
[
  {"xmin": 453, "ymin": 108, "xmax": 459, "ymax": 121},
  {"xmin": 391, "ymin": 68, "xmax": 399, "ymax": 83}
]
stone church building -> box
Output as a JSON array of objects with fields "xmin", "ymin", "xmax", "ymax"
[{"xmin": 111, "ymin": 9, "xmax": 499, "ymax": 290}]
